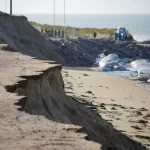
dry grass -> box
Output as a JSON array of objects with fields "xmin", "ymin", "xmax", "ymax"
[
  {"xmin": 30, "ymin": 21, "xmax": 117, "ymax": 37},
  {"xmin": 30, "ymin": 21, "xmax": 132, "ymax": 39}
]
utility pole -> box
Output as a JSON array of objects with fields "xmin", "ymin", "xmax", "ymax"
[
  {"xmin": 10, "ymin": 0, "xmax": 12, "ymax": 15},
  {"xmin": 53, "ymin": 0, "xmax": 55, "ymax": 36},
  {"xmin": 64, "ymin": 0, "xmax": 66, "ymax": 40}
]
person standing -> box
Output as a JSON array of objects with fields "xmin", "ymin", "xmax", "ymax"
[
  {"xmin": 62, "ymin": 30, "xmax": 64, "ymax": 38},
  {"xmin": 51, "ymin": 29, "xmax": 53, "ymax": 37},
  {"xmin": 93, "ymin": 32, "xmax": 97, "ymax": 38},
  {"xmin": 58, "ymin": 29, "xmax": 60, "ymax": 38},
  {"xmin": 53, "ymin": 30, "xmax": 56, "ymax": 38}
]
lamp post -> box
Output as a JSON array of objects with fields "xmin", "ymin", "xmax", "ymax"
[
  {"xmin": 10, "ymin": 0, "xmax": 12, "ymax": 15},
  {"xmin": 64, "ymin": 0, "xmax": 66, "ymax": 39},
  {"xmin": 53, "ymin": 0, "xmax": 55, "ymax": 36}
]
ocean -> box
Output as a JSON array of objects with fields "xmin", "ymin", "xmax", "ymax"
[
  {"xmin": 21, "ymin": 13, "xmax": 150, "ymax": 42},
  {"xmin": 109, "ymin": 71, "xmax": 150, "ymax": 92}
]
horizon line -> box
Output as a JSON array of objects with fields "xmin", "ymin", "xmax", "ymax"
[{"xmin": 15, "ymin": 13, "xmax": 150, "ymax": 15}]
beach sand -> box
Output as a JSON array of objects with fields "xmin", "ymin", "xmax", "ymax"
[
  {"xmin": 62, "ymin": 67, "xmax": 150, "ymax": 149},
  {"xmin": 0, "ymin": 49, "xmax": 149, "ymax": 149}
]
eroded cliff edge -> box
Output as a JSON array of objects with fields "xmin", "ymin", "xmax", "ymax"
[
  {"xmin": 0, "ymin": 49, "xmax": 101, "ymax": 150},
  {"xmin": 0, "ymin": 12, "xmax": 65, "ymax": 64},
  {"xmin": 0, "ymin": 49, "xmax": 146, "ymax": 150}
]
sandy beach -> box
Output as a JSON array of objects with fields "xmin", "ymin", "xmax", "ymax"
[{"xmin": 62, "ymin": 67, "xmax": 150, "ymax": 149}]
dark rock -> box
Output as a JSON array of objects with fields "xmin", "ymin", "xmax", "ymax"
[{"xmin": 53, "ymin": 38, "xmax": 150, "ymax": 67}]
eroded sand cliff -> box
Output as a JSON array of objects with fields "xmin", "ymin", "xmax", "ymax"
[
  {"xmin": 0, "ymin": 47, "xmax": 146, "ymax": 150},
  {"xmin": 0, "ymin": 12, "xmax": 65, "ymax": 64}
]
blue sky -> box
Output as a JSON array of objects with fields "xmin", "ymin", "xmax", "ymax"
[{"xmin": 0, "ymin": 0, "xmax": 150, "ymax": 14}]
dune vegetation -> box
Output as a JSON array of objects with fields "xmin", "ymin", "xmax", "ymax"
[
  {"xmin": 29, "ymin": 21, "xmax": 120, "ymax": 37},
  {"xmin": 30, "ymin": 21, "xmax": 133, "ymax": 39}
]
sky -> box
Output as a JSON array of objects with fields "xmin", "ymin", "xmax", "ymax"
[{"xmin": 0, "ymin": 0, "xmax": 150, "ymax": 14}]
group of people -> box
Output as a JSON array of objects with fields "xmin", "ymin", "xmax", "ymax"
[
  {"xmin": 41, "ymin": 28, "xmax": 65, "ymax": 38},
  {"xmin": 42, "ymin": 28, "xmax": 97, "ymax": 39}
]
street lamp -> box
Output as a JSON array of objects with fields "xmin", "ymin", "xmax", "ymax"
[
  {"xmin": 10, "ymin": 0, "xmax": 12, "ymax": 15},
  {"xmin": 64, "ymin": 0, "xmax": 66, "ymax": 39},
  {"xmin": 54, "ymin": 0, "xmax": 55, "ymax": 35}
]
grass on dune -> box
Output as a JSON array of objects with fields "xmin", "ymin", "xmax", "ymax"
[
  {"xmin": 29, "ymin": 21, "xmax": 132, "ymax": 38},
  {"xmin": 30, "ymin": 21, "xmax": 116, "ymax": 36}
]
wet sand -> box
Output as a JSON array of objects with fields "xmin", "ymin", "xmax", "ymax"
[{"xmin": 62, "ymin": 67, "xmax": 150, "ymax": 149}]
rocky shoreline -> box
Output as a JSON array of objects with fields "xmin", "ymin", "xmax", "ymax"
[{"xmin": 53, "ymin": 37, "xmax": 150, "ymax": 67}]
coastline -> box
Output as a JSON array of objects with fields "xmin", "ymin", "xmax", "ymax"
[{"xmin": 109, "ymin": 71, "xmax": 150, "ymax": 91}]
